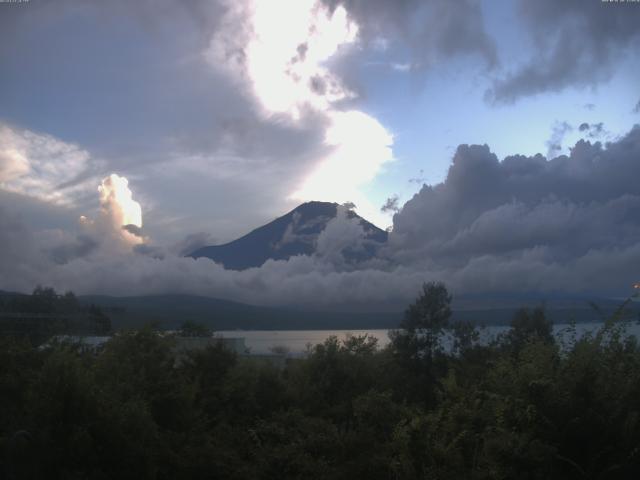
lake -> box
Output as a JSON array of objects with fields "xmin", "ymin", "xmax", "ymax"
[{"xmin": 217, "ymin": 322, "xmax": 640, "ymax": 355}]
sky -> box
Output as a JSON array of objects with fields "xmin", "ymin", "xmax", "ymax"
[{"xmin": 1, "ymin": 0, "xmax": 640, "ymax": 306}]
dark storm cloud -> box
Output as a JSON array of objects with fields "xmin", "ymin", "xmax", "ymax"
[
  {"xmin": 389, "ymin": 126, "xmax": 640, "ymax": 294},
  {"xmin": 488, "ymin": 0, "xmax": 640, "ymax": 103},
  {"xmin": 323, "ymin": 0, "xmax": 496, "ymax": 68}
]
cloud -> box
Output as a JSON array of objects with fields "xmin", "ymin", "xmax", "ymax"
[
  {"xmin": 49, "ymin": 235, "xmax": 99, "ymax": 265},
  {"xmin": 578, "ymin": 122, "xmax": 607, "ymax": 139},
  {"xmin": 391, "ymin": 63, "xmax": 411, "ymax": 72},
  {"xmin": 314, "ymin": 205, "xmax": 367, "ymax": 266},
  {"xmin": 545, "ymin": 121, "xmax": 572, "ymax": 159},
  {"xmin": 97, "ymin": 174, "xmax": 143, "ymax": 244},
  {"xmin": 2, "ymin": 1, "xmax": 640, "ymax": 306},
  {"xmin": 207, "ymin": 1, "xmax": 395, "ymax": 228},
  {"xmin": 3, "ymin": 127, "xmax": 640, "ymax": 305},
  {"xmin": 488, "ymin": 0, "xmax": 640, "ymax": 103},
  {"xmin": 0, "ymin": 0, "xmax": 381, "ymax": 244},
  {"xmin": 389, "ymin": 125, "xmax": 640, "ymax": 294},
  {"xmin": 291, "ymin": 110, "xmax": 394, "ymax": 214},
  {"xmin": 0, "ymin": 123, "xmax": 97, "ymax": 205},
  {"xmin": 381, "ymin": 195, "xmax": 400, "ymax": 213},
  {"xmin": 0, "ymin": 207, "xmax": 43, "ymax": 289},
  {"xmin": 173, "ymin": 232, "xmax": 219, "ymax": 256},
  {"xmin": 209, "ymin": 0, "xmax": 358, "ymax": 118},
  {"xmin": 122, "ymin": 224, "xmax": 144, "ymax": 238},
  {"xmin": 0, "ymin": 202, "xmax": 421, "ymax": 307},
  {"xmin": 322, "ymin": 0, "xmax": 497, "ymax": 69}
]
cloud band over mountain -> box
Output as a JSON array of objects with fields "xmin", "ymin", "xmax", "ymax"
[{"xmin": 2, "ymin": 127, "xmax": 639, "ymax": 307}]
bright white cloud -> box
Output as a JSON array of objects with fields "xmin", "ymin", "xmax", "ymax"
[
  {"xmin": 97, "ymin": 174, "xmax": 143, "ymax": 244},
  {"xmin": 294, "ymin": 110, "xmax": 393, "ymax": 199},
  {"xmin": 0, "ymin": 124, "xmax": 95, "ymax": 205},
  {"xmin": 209, "ymin": 0, "xmax": 393, "ymax": 220},
  {"xmin": 315, "ymin": 205, "xmax": 366, "ymax": 264},
  {"xmin": 292, "ymin": 110, "xmax": 394, "ymax": 227},
  {"xmin": 242, "ymin": 0, "xmax": 357, "ymax": 117}
]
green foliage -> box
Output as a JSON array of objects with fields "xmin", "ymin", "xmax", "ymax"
[
  {"xmin": 177, "ymin": 320, "xmax": 212, "ymax": 338},
  {"xmin": 390, "ymin": 282, "xmax": 452, "ymax": 364},
  {"xmin": 2, "ymin": 288, "xmax": 640, "ymax": 478},
  {"xmin": 3, "ymin": 286, "xmax": 80, "ymax": 314},
  {"xmin": 501, "ymin": 306, "xmax": 554, "ymax": 354},
  {"xmin": 0, "ymin": 287, "xmax": 112, "ymax": 340},
  {"xmin": 388, "ymin": 282, "xmax": 453, "ymax": 406}
]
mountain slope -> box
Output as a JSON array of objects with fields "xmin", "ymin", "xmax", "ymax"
[
  {"xmin": 189, "ymin": 201, "xmax": 388, "ymax": 270},
  {"xmin": 77, "ymin": 293, "xmax": 637, "ymax": 331},
  {"xmin": 79, "ymin": 294, "xmax": 401, "ymax": 330}
]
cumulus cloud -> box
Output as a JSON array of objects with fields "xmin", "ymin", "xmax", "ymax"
[
  {"xmin": 98, "ymin": 174, "xmax": 142, "ymax": 231},
  {"xmin": 3, "ymin": 127, "xmax": 640, "ymax": 305},
  {"xmin": 315, "ymin": 205, "xmax": 366, "ymax": 265},
  {"xmin": 0, "ymin": 202, "xmax": 422, "ymax": 308},
  {"xmin": 0, "ymin": 0, "xmax": 386, "ymax": 244},
  {"xmin": 389, "ymin": 125, "xmax": 640, "ymax": 294},
  {"xmin": 2, "ymin": 1, "xmax": 640, "ymax": 307},
  {"xmin": 488, "ymin": 0, "xmax": 640, "ymax": 103}
]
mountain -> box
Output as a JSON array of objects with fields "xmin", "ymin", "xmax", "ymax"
[
  {"xmin": 79, "ymin": 294, "xmax": 401, "ymax": 330},
  {"xmin": 189, "ymin": 201, "xmax": 388, "ymax": 270},
  {"xmin": 77, "ymin": 292, "xmax": 639, "ymax": 331}
]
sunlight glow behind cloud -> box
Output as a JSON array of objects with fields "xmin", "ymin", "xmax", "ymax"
[
  {"xmin": 209, "ymin": 0, "xmax": 393, "ymax": 224},
  {"xmin": 246, "ymin": 0, "xmax": 357, "ymax": 117},
  {"xmin": 98, "ymin": 174, "xmax": 143, "ymax": 244},
  {"xmin": 292, "ymin": 111, "xmax": 394, "ymax": 224}
]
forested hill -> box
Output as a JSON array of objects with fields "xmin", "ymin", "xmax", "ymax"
[{"xmin": 79, "ymin": 292, "xmax": 639, "ymax": 330}]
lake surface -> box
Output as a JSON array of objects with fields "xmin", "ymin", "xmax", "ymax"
[{"xmin": 217, "ymin": 322, "xmax": 640, "ymax": 355}]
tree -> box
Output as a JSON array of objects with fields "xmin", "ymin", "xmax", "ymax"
[
  {"xmin": 388, "ymin": 282, "xmax": 452, "ymax": 405},
  {"xmin": 30, "ymin": 285, "xmax": 58, "ymax": 313},
  {"xmin": 391, "ymin": 282, "xmax": 452, "ymax": 365},
  {"xmin": 178, "ymin": 320, "xmax": 212, "ymax": 337},
  {"xmin": 503, "ymin": 306, "xmax": 554, "ymax": 354},
  {"xmin": 451, "ymin": 319, "xmax": 480, "ymax": 356}
]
